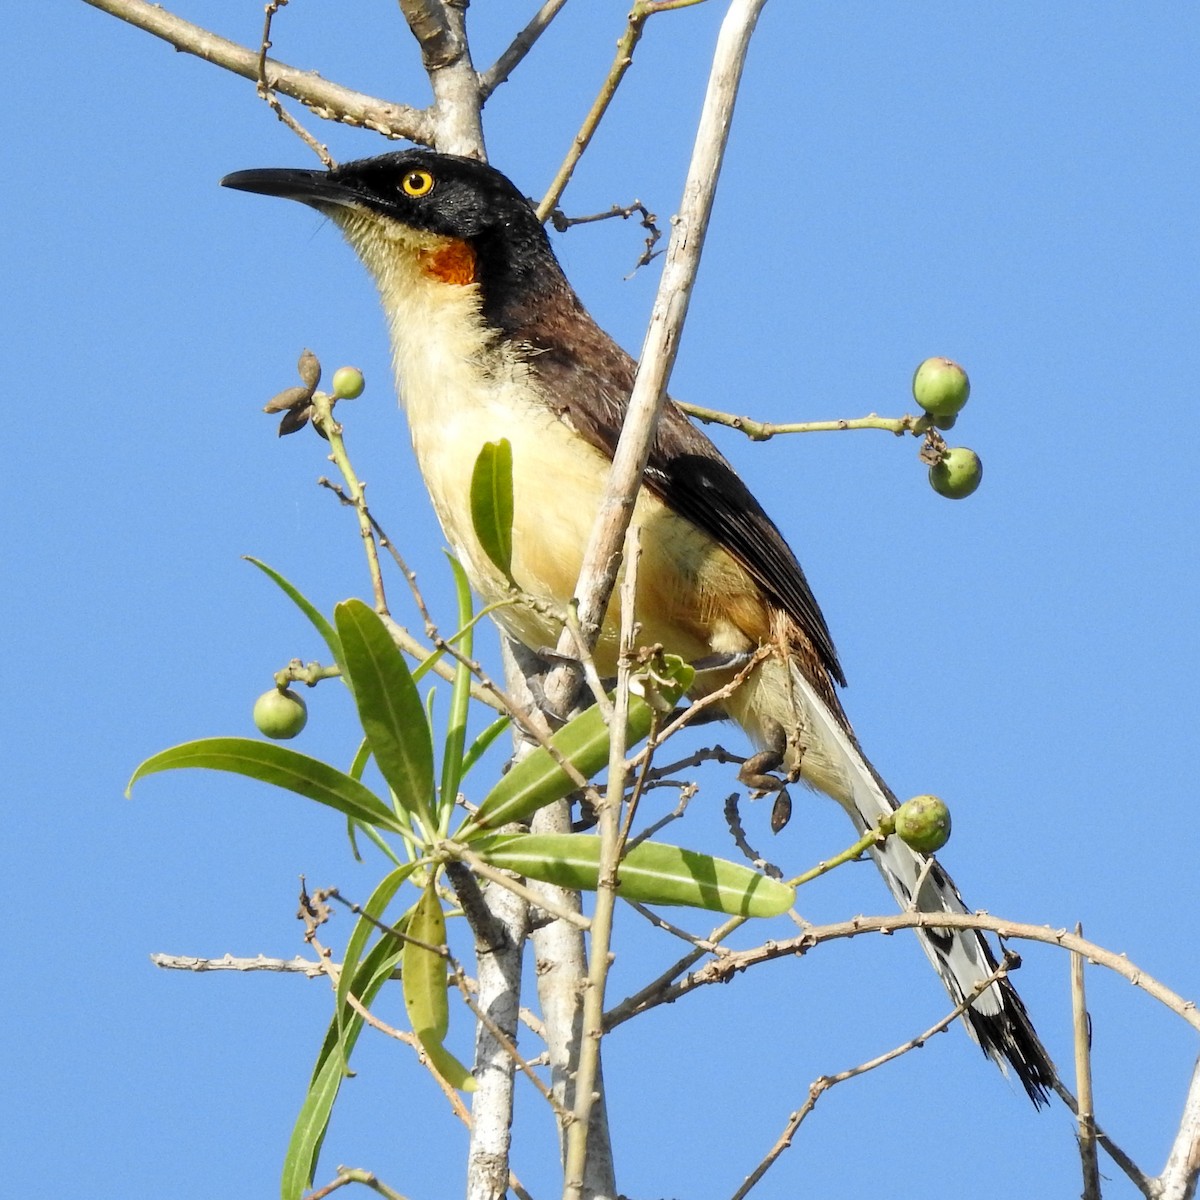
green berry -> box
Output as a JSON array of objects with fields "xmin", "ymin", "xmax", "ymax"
[
  {"xmin": 929, "ymin": 447, "xmax": 983, "ymax": 499},
  {"xmin": 913, "ymin": 357, "xmax": 970, "ymax": 419},
  {"xmin": 894, "ymin": 795, "xmax": 952, "ymax": 853},
  {"xmin": 253, "ymin": 687, "xmax": 308, "ymax": 739},
  {"xmin": 331, "ymin": 366, "xmax": 365, "ymax": 399}
]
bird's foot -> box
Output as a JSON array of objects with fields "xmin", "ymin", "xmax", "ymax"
[
  {"xmin": 691, "ymin": 649, "xmax": 758, "ymax": 675},
  {"xmin": 737, "ymin": 717, "xmax": 799, "ymax": 833}
]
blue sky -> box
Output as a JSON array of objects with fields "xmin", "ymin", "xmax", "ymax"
[{"xmin": 6, "ymin": 4, "xmax": 1199, "ymax": 1198}]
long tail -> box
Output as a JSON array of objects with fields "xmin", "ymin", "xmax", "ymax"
[{"xmin": 727, "ymin": 654, "xmax": 1056, "ymax": 1105}]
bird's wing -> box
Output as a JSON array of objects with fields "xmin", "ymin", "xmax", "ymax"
[{"xmin": 526, "ymin": 332, "xmax": 845, "ymax": 686}]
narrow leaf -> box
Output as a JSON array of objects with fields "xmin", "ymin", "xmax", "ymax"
[
  {"xmin": 439, "ymin": 557, "xmax": 475, "ymax": 827},
  {"xmin": 281, "ymin": 933, "xmax": 403, "ymax": 1200},
  {"xmin": 335, "ymin": 863, "xmax": 416, "ymax": 1037},
  {"xmin": 400, "ymin": 881, "xmax": 477, "ymax": 1093},
  {"xmin": 465, "ymin": 680, "xmax": 687, "ymax": 834},
  {"xmin": 127, "ymin": 737, "xmax": 405, "ymax": 833},
  {"xmin": 422, "ymin": 1039, "xmax": 476, "ymax": 1093},
  {"xmin": 334, "ymin": 600, "xmax": 435, "ymax": 827},
  {"xmin": 473, "ymin": 833, "xmax": 795, "ymax": 917},
  {"xmin": 243, "ymin": 557, "xmax": 345, "ymax": 677},
  {"xmin": 469, "ymin": 439, "xmax": 514, "ymax": 579},
  {"xmin": 459, "ymin": 714, "xmax": 511, "ymax": 781},
  {"xmin": 403, "ymin": 879, "xmax": 449, "ymax": 1043}
]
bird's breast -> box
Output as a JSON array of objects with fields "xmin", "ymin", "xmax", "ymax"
[{"xmin": 382, "ymin": 274, "xmax": 765, "ymax": 674}]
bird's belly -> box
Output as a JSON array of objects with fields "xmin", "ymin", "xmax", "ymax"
[{"xmin": 401, "ymin": 373, "xmax": 762, "ymax": 674}]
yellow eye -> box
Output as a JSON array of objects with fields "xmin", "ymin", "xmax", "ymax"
[{"xmin": 401, "ymin": 170, "xmax": 435, "ymax": 197}]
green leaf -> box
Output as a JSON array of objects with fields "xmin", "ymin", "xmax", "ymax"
[
  {"xmin": 469, "ymin": 439, "xmax": 514, "ymax": 580},
  {"xmin": 281, "ymin": 932, "xmax": 403, "ymax": 1200},
  {"xmin": 439, "ymin": 558, "xmax": 475, "ymax": 828},
  {"xmin": 464, "ymin": 679, "xmax": 688, "ymax": 834},
  {"xmin": 459, "ymin": 714, "xmax": 511, "ymax": 781},
  {"xmin": 335, "ymin": 864, "xmax": 416, "ymax": 1050},
  {"xmin": 401, "ymin": 879, "xmax": 475, "ymax": 1091},
  {"xmin": 472, "ymin": 833, "xmax": 795, "ymax": 917},
  {"xmin": 243, "ymin": 557, "xmax": 346, "ymax": 677},
  {"xmin": 334, "ymin": 600, "xmax": 435, "ymax": 828},
  {"xmin": 403, "ymin": 879, "xmax": 449, "ymax": 1043},
  {"xmin": 422, "ymin": 1039, "xmax": 476, "ymax": 1093},
  {"xmin": 127, "ymin": 738, "xmax": 405, "ymax": 833}
]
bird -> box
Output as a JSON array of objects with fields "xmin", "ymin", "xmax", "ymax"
[{"xmin": 222, "ymin": 148, "xmax": 1055, "ymax": 1103}]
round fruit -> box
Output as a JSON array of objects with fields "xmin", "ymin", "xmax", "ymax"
[
  {"xmin": 331, "ymin": 366, "xmax": 365, "ymax": 399},
  {"xmin": 913, "ymin": 357, "xmax": 970, "ymax": 419},
  {"xmin": 253, "ymin": 687, "xmax": 308, "ymax": 739},
  {"xmin": 894, "ymin": 795, "xmax": 952, "ymax": 853},
  {"xmin": 929, "ymin": 447, "xmax": 983, "ymax": 499}
]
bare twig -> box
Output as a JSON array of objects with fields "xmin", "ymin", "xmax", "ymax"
[
  {"xmin": 150, "ymin": 952, "xmax": 326, "ymax": 975},
  {"xmin": 1159, "ymin": 1055, "xmax": 1200, "ymax": 1200},
  {"xmin": 310, "ymin": 394, "xmax": 389, "ymax": 613},
  {"xmin": 81, "ymin": 0, "xmax": 433, "ymax": 142},
  {"xmin": 722, "ymin": 793, "xmax": 783, "ymax": 879},
  {"xmin": 256, "ymin": 1, "xmax": 332, "ymax": 164},
  {"xmin": 563, "ymin": 524, "xmax": 644, "ymax": 1198},
  {"xmin": 304, "ymin": 1165, "xmax": 410, "ymax": 1200},
  {"xmin": 1072, "ymin": 924, "xmax": 1103, "ymax": 1200},
  {"xmin": 1052, "ymin": 1077, "xmax": 1157, "ymax": 1198},
  {"xmin": 730, "ymin": 959, "xmax": 1016, "ymax": 1200},
  {"xmin": 674, "ymin": 400, "xmax": 939, "ymax": 441},
  {"xmin": 479, "ymin": 0, "xmax": 571, "ymax": 97},
  {"xmin": 537, "ymin": 0, "xmax": 710, "ymax": 220},
  {"xmin": 620, "ymin": 910, "xmax": 1200, "ymax": 1035},
  {"xmin": 551, "ymin": 201, "xmax": 663, "ymax": 272}
]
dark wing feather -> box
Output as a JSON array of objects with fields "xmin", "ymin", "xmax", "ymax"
[{"xmin": 519, "ymin": 308, "xmax": 845, "ymax": 687}]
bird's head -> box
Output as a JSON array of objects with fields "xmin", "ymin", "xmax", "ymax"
[{"xmin": 221, "ymin": 150, "xmax": 566, "ymax": 335}]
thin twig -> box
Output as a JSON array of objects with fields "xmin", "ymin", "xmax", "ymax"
[
  {"xmin": 447, "ymin": 846, "xmax": 593, "ymax": 931},
  {"xmin": 447, "ymin": 962, "xmax": 567, "ymax": 1120},
  {"xmin": 1157, "ymin": 1055, "xmax": 1200, "ymax": 1200},
  {"xmin": 150, "ymin": 952, "xmax": 326, "ymax": 975},
  {"xmin": 479, "ymin": 0, "xmax": 571, "ymax": 97},
  {"xmin": 537, "ymin": 0, "xmax": 710, "ymax": 219},
  {"xmin": 675, "ymin": 400, "xmax": 937, "ymax": 442},
  {"xmin": 256, "ymin": 1, "xmax": 332, "ymax": 164},
  {"xmin": 1072, "ymin": 923, "xmax": 1103, "ymax": 1200},
  {"xmin": 626, "ymin": 911, "xmax": 1200, "ymax": 1035},
  {"xmin": 1052, "ymin": 1077, "xmax": 1158, "ymax": 1198},
  {"xmin": 310, "ymin": 395, "xmax": 389, "ymax": 613},
  {"xmin": 562, "ymin": 523, "xmax": 645, "ymax": 1198},
  {"xmin": 304, "ymin": 1165, "xmax": 410, "ymax": 1200},
  {"xmin": 730, "ymin": 959, "xmax": 1016, "ymax": 1200}
]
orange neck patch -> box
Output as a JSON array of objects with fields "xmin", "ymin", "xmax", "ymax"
[{"xmin": 419, "ymin": 239, "xmax": 478, "ymax": 286}]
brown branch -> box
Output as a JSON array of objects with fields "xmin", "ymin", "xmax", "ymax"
[
  {"xmin": 81, "ymin": 0, "xmax": 433, "ymax": 143},
  {"xmin": 304, "ymin": 1166, "xmax": 410, "ymax": 1200},
  {"xmin": 1158, "ymin": 1055, "xmax": 1200, "ymax": 1200},
  {"xmin": 256, "ymin": 1, "xmax": 333, "ymax": 165},
  {"xmin": 479, "ymin": 0, "xmax": 571, "ymax": 98},
  {"xmin": 635, "ymin": 912, "xmax": 1200, "ymax": 1034},
  {"xmin": 150, "ymin": 952, "xmax": 326, "ymax": 975},
  {"xmin": 397, "ymin": 0, "xmax": 484, "ymax": 157},
  {"xmin": 730, "ymin": 959, "xmax": 1016, "ymax": 1200},
  {"xmin": 1072, "ymin": 924, "xmax": 1103, "ymax": 1200}
]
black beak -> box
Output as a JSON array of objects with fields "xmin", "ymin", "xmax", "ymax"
[{"xmin": 220, "ymin": 167, "xmax": 359, "ymax": 210}]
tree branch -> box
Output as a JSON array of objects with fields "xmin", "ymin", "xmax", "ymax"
[
  {"xmin": 398, "ymin": 0, "xmax": 485, "ymax": 157},
  {"xmin": 80, "ymin": 0, "xmax": 433, "ymax": 143},
  {"xmin": 479, "ymin": 0, "xmax": 570, "ymax": 98},
  {"xmin": 731, "ymin": 959, "xmax": 1016, "ymax": 1200},
  {"xmin": 1159, "ymin": 1054, "xmax": 1200, "ymax": 1200},
  {"xmin": 624, "ymin": 911, "xmax": 1200, "ymax": 1034}
]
